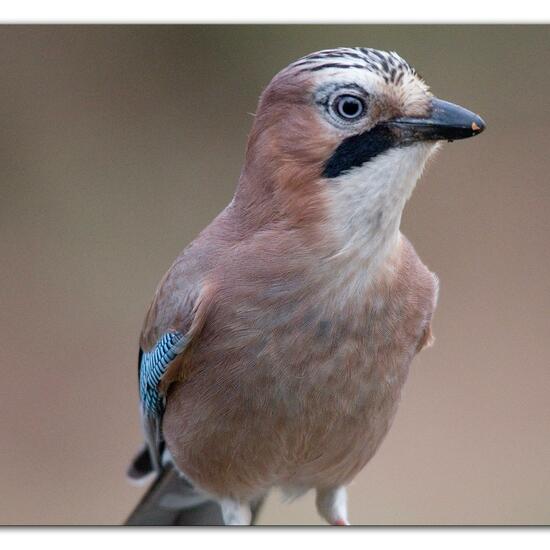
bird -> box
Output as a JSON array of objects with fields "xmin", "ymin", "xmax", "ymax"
[{"xmin": 126, "ymin": 47, "xmax": 485, "ymax": 526}]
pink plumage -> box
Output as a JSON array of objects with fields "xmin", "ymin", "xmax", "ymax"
[{"xmin": 128, "ymin": 47, "xmax": 485, "ymax": 525}]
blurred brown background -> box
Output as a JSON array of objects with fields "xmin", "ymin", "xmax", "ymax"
[{"xmin": 0, "ymin": 25, "xmax": 549, "ymax": 525}]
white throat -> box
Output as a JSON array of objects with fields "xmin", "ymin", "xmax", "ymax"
[{"xmin": 322, "ymin": 142, "xmax": 437, "ymax": 282}]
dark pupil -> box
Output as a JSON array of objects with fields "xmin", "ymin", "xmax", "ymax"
[
  {"xmin": 340, "ymin": 97, "xmax": 361, "ymax": 118},
  {"xmin": 342, "ymin": 99, "xmax": 359, "ymax": 116}
]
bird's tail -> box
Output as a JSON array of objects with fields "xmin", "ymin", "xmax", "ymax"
[
  {"xmin": 125, "ymin": 445, "xmax": 223, "ymax": 525},
  {"xmin": 125, "ymin": 446, "xmax": 264, "ymax": 525}
]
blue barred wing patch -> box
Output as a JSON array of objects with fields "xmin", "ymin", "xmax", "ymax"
[{"xmin": 139, "ymin": 332, "xmax": 188, "ymax": 417}]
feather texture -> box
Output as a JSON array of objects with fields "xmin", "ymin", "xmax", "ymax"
[
  {"xmin": 128, "ymin": 46, "xmax": 484, "ymax": 524},
  {"xmin": 139, "ymin": 332, "xmax": 188, "ymax": 470}
]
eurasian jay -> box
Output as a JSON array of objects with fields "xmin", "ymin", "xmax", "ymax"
[{"xmin": 126, "ymin": 47, "xmax": 485, "ymax": 525}]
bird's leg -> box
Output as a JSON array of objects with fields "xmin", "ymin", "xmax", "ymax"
[
  {"xmin": 220, "ymin": 498, "xmax": 252, "ymax": 525},
  {"xmin": 316, "ymin": 486, "xmax": 350, "ymax": 525}
]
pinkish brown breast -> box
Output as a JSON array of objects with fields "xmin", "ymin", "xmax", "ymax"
[{"xmin": 162, "ymin": 235, "xmax": 438, "ymax": 501}]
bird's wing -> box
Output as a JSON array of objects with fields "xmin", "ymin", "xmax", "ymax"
[
  {"xmin": 416, "ymin": 321, "xmax": 435, "ymax": 352},
  {"xmin": 136, "ymin": 268, "xmax": 215, "ymax": 472},
  {"xmin": 138, "ymin": 331, "xmax": 189, "ymax": 472}
]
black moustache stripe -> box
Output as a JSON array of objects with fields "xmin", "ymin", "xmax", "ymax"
[{"xmin": 322, "ymin": 125, "xmax": 397, "ymax": 179}]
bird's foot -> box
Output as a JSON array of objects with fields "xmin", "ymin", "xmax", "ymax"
[
  {"xmin": 220, "ymin": 498, "xmax": 252, "ymax": 525},
  {"xmin": 316, "ymin": 486, "xmax": 349, "ymax": 526}
]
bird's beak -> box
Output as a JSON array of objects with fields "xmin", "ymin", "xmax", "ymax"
[{"xmin": 383, "ymin": 97, "xmax": 486, "ymax": 143}]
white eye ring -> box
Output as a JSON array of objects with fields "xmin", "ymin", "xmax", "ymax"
[{"xmin": 334, "ymin": 95, "xmax": 365, "ymax": 120}]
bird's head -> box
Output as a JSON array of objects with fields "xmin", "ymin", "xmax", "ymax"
[{"xmin": 237, "ymin": 47, "xmax": 485, "ymax": 259}]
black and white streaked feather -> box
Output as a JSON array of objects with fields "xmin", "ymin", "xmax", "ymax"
[{"xmin": 289, "ymin": 47, "xmax": 418, "ymax": 84}]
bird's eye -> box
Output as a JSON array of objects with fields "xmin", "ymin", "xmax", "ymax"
[{"xmin": 334, "ymin": 95, "xmax": 365, "ymax": 121}]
